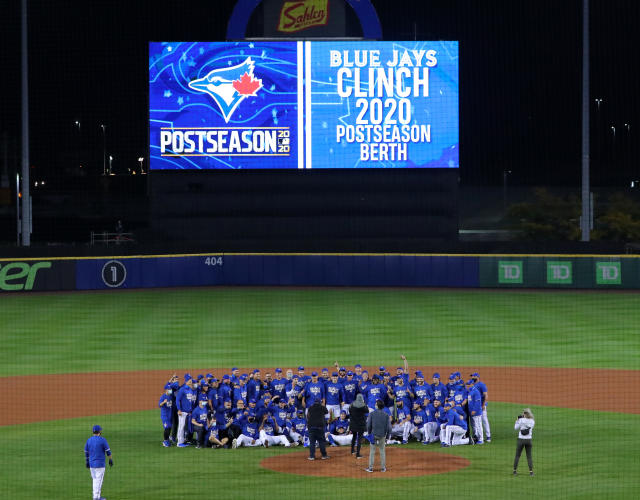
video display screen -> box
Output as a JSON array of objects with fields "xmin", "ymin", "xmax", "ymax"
[{"xmin": 149, "ymin": 41, "xmax": 458, "ymax": 169}]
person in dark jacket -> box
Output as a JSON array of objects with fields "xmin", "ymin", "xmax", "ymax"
[
  {"xmin": 365, "ymin": 399, "xmax": 392, "ymax": 472},
  {"xmin": 349, "ymin": 394, "xmax": 368, "ymax": 458},
  {"xmin": 306, "ymin": 399, "xmax": 329, "ymax": 460}
]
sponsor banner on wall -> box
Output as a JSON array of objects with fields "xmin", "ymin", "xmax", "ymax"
[{"xmin": 0, "ymin": 260, "xmax": 76, "ymax": 292}]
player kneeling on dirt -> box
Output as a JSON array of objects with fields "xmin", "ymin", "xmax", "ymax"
[{"xmin": 327, "ymin": 410, "xmax": 353, "ymax": 446}]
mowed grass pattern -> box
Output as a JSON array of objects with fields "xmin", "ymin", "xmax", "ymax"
[
  {"xmin": 1, "ymin": 287, "xmax": 639, "ymax": 376},
  {"xmin": 0, "ymin": 403, "xmax": 638, "ymax": 499}
]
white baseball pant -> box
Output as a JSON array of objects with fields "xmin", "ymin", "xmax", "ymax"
[
  {"xmin": 425, "ymin": 422, "xmax": 439, "ymax": 443},
  {"xmin": 329, "ymin": 433, "xmax": 353, "ymax": 446},
  {"xmin": 236, "ymin": 434, "xmax": 263, "ymax": 447},
  {"xmin": 482, "ymin": 406, "xmax": 491, "ymax": 439},
  {"xmin": 90, "ymin": 467, "xmax": 105, "ymax": 500},
  {"xmin": 326, "ymin": 404, "xmax": 341, "ymax": 420},
  {"xmin": 448, "ymin": 425, "xmax": 469, "ymax": 445},
  {"xmin": 409, "ymin": 424, "xmax": 428, "ymax": 442},
  {"xmin": 177, "ymin": 412, "xmax": 189, "ymax": 445},
  {"xmin": 390, "ymin": 421, "xmax": 412, "ymax": 442},
  {"xmin": 259, "ymin": 431, "xmax": 290, "ymax": 447},
  {"xmin": 471, "ymin": 415, "xmax": 484, "ymax": 442}
]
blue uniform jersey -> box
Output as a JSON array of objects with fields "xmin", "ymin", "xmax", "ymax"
[
  {"xmin": 342, "ymin": 379, "xmax": 358, "ymax": 404},
  {"xmin": 325, "ymin": 382, "xmax": 344, "ymax": 406},
  {"xmin": 232, "ymin": 386, "xmax": 247, "ymax": 406},
  {"xmin": 467, "ymin": 386, "xmax": 483, "ymax": 415},
  {"xmin": 241, "ymin": 420, "xmax": 260, "ymax": 439},
  {"xmin": 411, "ymin": 409, "xmax": 427, "ymax": 427},
  {"xmin": 84, "ymin": 436, "xmax": 111, "ymax": 468},
  {"xmin": 428, "ymin": 383, "xmax": 447, "ymax": 404},
  {"xmin": 365, "ymin": 384, "xmax": 385, "ymax": 408},
  {"xmin": 453, "ymin": 387, "xmax": 468, "ymax": 407},
  {"xmin": 392, "ymin": 373, "xmax": 410, "ymax": 386},
  {"xmin": 447, "ymin": 382, "xmax": 457, "ymax": 400},
  {"xmin": 446, "ymin": 408, "xmax": 468, "ymax": 430},
  {"xmin": 412, "ymin": 382, "xmax": 429, "ymax": 402},
  {"xmin": 176, "ymin": 385, "xmax": 196, "ymax": 413},
  {"xmin": 304, "ymin": 382, "xmax": 325, "ymax": 405},
  {"xmin": 395, "ymin": 406, "xmax": 411, "ymax": 422},
  {"xmin": 392, "ymin": 385, "xmax": 412, "ymax": 407},
  {"xmin": 474, "ymin": 381, "xmax": 488, "ymax": 405},
  {"xmin": 290, "ymin": 416, "xmax": 307, "ymax": 435},
  {"xmin": 215, "ymin": 407, "xmax": 232, "ymax": 428},
  {"xmin": 270, "ymin": 379, "xmax": 288, "ymax": 400},
  {"xmin": 218, "ymin": 383, "xmax": 233, "ymax": 402},
  {"xmin": 191, "ymin": 406, "xmax": 209, "ymax": 427},
  {"xmin": 159, "ymin": 394, "xmax": 173, "ymax": 422},
  {"xmin": 207, "ymin": 388, "xmax": 220, "ymax": 409},
  {"xmin": 358, "ymin": 380, "xmax": 370, "ymax": 395},
  {"xmin": 231, "ymin": 408, "xmax": 248, "ymax": 426},
  {"xmin": 261, "ymin": 417, "xmax": 277, "ymax": 436},
  {"xmin": 274, "ymin": 406, "xmax": 291, "ymax": 427},
  {"xmin": 330, "ymin": 419, "xmax": 350, "ymax": 435},
  {"xmin": 434, "ymin": 405, "xmax": 447, "ymax": 425},
  {"xmin": 246, "ymin": 379, "xmax": 264, "ymax": 401}
]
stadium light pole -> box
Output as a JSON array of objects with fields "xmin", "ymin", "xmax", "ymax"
[
  {"xmin": 580, "ymin": 0, "xmax": 590, "ymax": 241},
  {"xmin": 100, "ymin": 124, "xmax": 106, "ymax": 175},
  {"xmin": 21, "ymin": 0, "xmax": 31, "ymax": 246}
]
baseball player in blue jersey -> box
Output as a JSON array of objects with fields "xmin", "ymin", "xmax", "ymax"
[
  {"xmin": 259, "ymin": 412, "xmax": 291, "ymax": 447},
  {"xmin": 84, "ymin": 425, "xmax": 113, "ymax": 500},
  {"xmin": 288, "ymin": 409, "xmax": 308, "ymax": 446},
  {"xmin": 443, "ymin": 400, "xmax": 469, "ymax": 446},
  {"xmin": 159, "ymin": 383, "xmax": 173, "ymax": 447},
  {"xmin": 409, "ymin": 401, "xmax": 429, "ymax": 443},
  {"xmin": 302, "ymin": 372, "xmax": 325, "ymax": 408},
  {"xmin": 429, "ymin": 373, "xmax": 447, "ymax": 404},
  {"xmin": 389, "ymin": 398, "xmax": 412, "ymax": 443},
  {"xmin": 176, "ymin": 375, "xmax": 197, "ymax": 447},
  {"xmin": 411, "ymin": 371, "xmax": 429, "ymax": 402},
  {"xmin": 365, "ymin": 374, "xmax": 385, "ymax": 411},
  {"xmin": 471, "ymin": 372, "xmax": 491, "ymax": 442},
  {"xmin": 327, "ymin": 410, "xmax": 353, "ymax": 446},
  {"xmin": 270, "ymin": 368, "xmax": 288, "ymax": 401},
  {"xmin": 207, "ymin": 417, "xmax": 229, "ymax": 448},
  {"xmin": 325, "ymin": 372, "xmax": 344, "ymax": 419},
  {"xmin": 466, "ymin": 379, "xmax": 484, "ymax": 444},
  {"xmin": 232, "ymin": 375, "xmax": 248, "ymax": 407},
  {"xmin": 191, "ymin": 399, "xmax": 210, "ymax": 448},
  {"xmin": 233, "ymin": 412, "xmax": 264, "ymax": 448},
  {"xmin": 341, "ymin": 371, "xmax": 358, "ymax": 414},
  {"xmin": 434, "ymin": 399, "xmax": 448, "ymax": 444}
]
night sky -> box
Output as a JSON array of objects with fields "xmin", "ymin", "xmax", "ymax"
[{"xmin": 0, "ymin": 0, "xmax": 638, "ymax": 186}]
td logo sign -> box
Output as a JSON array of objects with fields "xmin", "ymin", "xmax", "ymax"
[
  {"xmin": 547, "ymin": 261, "xmax": 572, "ymax": 284},
  {"xmin": 498, "ymin": 261, "xmax": 523, "ymax": 284},
  {"xmin": 596, "ymin": 262, "xmax": 621, "ymax": 285},
  {"xmin": 0, "ymin": 261, "xmax": 52, "ymax": 291}
]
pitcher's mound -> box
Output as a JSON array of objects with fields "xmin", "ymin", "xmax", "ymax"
[{"xmin": 261, "ymin": 447, "xmax": 471, "ymax": 478}]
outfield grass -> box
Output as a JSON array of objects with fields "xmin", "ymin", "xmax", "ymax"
[
  {"xmin": 1, "ymin": 287, "xmax": 639, "ymax": 376},
  {"xmin": 0, "ymin": 403, "xmax": 637, "ymax": 500}
]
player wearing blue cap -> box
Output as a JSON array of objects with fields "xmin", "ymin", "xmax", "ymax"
[
  {"xmin": 327, "ymin": 410, "xmax": 353, "ymax": 446},
  {"xmin": 466, "ymin": 379, "xmax": 484, "ymax": 444},
  {"xmin": 364, "ymin": 374, "xmax": 385, "ymax": 412},
  {"xmin": 409, "ymin": 400, "xmax": 429, "ymax": 443},
  {"xmin": 428, "ymin": 373, "xmax": 447, "ymax": 404},
  {"xmin": 214, "ymin": 398, "xmax": 234, "ymax": 443},
  {"xmin": 191, "ymin": 398, "xmax": 210, "ymax": 448},
  {"xmin": 339, "ymin": 371, "xmax": 357, "ymax": 413},
  {"xmin": 411, "ymin": 371, "xmax": 429, "ymax": 402},
  {"xmin": 159, "ymin": 383, "xmax": 174, "ymax": 447},
  {"xmin": 389, "ymin": 397, "xmax": 412, "ymax": 444},
  {"xmin": 84, "ymin": 425, "xmax": 113, "ymax": 500},
  {"xmin": 176, "ymin": 376, "xmax": 197, "ymax": 447},
  {"xmin": 259, "ymin": 411, "xmax": 291, "ymax": 447},
  {"xmin": 207, "ymin": 416, "xmax": 230, "ymax": 448},
  {"xmin": 270, "ymin": 368, "xmax": 288, "ymax": 401},
  {"xmin": 288, "ymin": 408, "xmax": 308, "ymax": 446},
  {"xmin": 443, "ymin": 400, "xmax": 469, "ymax": 446},
  {"xmin": 325, "ymin": 372, "xmax": 344, "ymax": 420},
  {"xmin": 167, "ymin": 373, "xmax": 180, "ymax": 443},
  {"xmin": 471, "ymin": 372, "xmax": 491, "ymax": 442},
  {"xmin": 302, "ymin": 372, "xmax": 325, "ymax": 409},
  {"xmin": 232, "ymin": 376, "xmax": 248, "ymax": 407},
  {"xmin": 233, "ymin": 412, "xmax": 264, "ymax": 448}
]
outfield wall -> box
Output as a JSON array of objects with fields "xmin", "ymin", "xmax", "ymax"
[{"xmin": 1, "ymin": 253, "xmax": 639, "ymax": 292}]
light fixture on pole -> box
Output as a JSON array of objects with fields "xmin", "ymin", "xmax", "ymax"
[
  {"xmin": 109, "ymin": 155, "xmax": 113, "ymax": 175},
  {"xmin": 138, "ymin": 157, "xmax": 144, "ymax": 174}
]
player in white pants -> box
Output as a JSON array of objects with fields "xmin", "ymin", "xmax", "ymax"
[
  {"xmin": 259, "ymin": 415, "xmax": 291, "ymax": 447},
  {"xmin": 235, "ymin": 434, "xmax": 264, "ymax": 447},
  {"xmin": 327, "ymin": 411, "xmax": 353, "ymax": 446},
  {"xmin": 390, "ymin": 419, "xmax": 412, "ymax": 443},
  {"xmin": 259, "ymin": 429, "xmax": 290, "ymax": 447},
  {"xmin": 425, "ymin": 421, "xmax": 439, "ymax": 443},
  {"xmin": 448, "ymin": 425, "xmax": 469, "ymax": 445}
]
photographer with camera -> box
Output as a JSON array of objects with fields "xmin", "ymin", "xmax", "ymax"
[{"xmin": 513, "ymin": 408, "xmax": 535, "ymax": 476}]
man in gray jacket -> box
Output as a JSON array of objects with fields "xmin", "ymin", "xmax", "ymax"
[{"xmin": 365, "ymin": 399, "xmax": 392, "ymax": 472}]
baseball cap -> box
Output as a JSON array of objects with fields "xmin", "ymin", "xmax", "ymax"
[
  {"xmin": 466, "ymin": 379, "xmax": 475, "ymax": 385},
  {"xmin": 362, "ymin": 370, "xmax": 368, "ymax": 374},
  {"xmin": 206, "ymin": 373, "xmax": 214, "ymax": 379},
  {"xmin": 415, "ymin": 371, "xmax": 424, "ymax": 378},
  {"xmin": 184, "ymin": 374, "xmax": 192, "ymax": 382},
  {"xmin": 240, "ymin": 374, "xmax": 247, "ymax": 380},
  {"xmin": 471, "ymin": 372, "xmax": 479, "ymax": 377},
  {"xmin": 232, "ymin": 367, "xmax": 238, "ymax": 371},
  {"xmin": 339, "ymin": 366, "xmax": 346, "ymax": 371},
  {"xmin": 298, "ymin": 366, "xmax": 305, "ymax": 371},
  {"xmin": 322, "ymin": 368, "xmax": 329, "ymax": 373},
  {"xmin": 249, "ymin": 398, "xmax": 257, "ymax": 404},
  {"xmin": 253, "ymin": 369, "xmax": 260, "ymax": 374},
  {"xmin": 275, "ymin": 368, "xmax": 282, "ymax": 373},
  {"xmin": 332, "ymin": 372, "xmax": 338, "ymax": 377},
  {"xmin": 222, "ymin": 374, "xmax": 230, "ymax": 380},
  {"xmin": 372, "ymin": 373, "xmax": 380, "ymax": 380},
  {"xmin": 340, "ymin": 410, "xmax": 347, "ymax": 415},
  {"xmin": 197, "ymin": 374, "xmax": 204, "ymax": 380},
  {"xmin": 384, "ymin": 371, "xmax": 390, "ymax": 377},
  {"xmin": 379, "ymin": 366, "xmax": 385, "ymax": 371},
  {"xmin": 449, "ymin": 374, "xmax": 456, "ymax": 380},
  {"xmin": 347, "ymin": 370, "xmax": 354, "ymax": 376},
  {"xmin": 164, "ymin": 383, "xmax": 172, "ymax": 390},
  {"xmin": 354, "ymin": 364, "xmax": 362, "ymax": 368},
  {"xmin": 297, "ymin": 409, "xmax": 305, "ymax": 415},
  {"xmin": 211, "ymin": 378, "xmax": 219, "ymax": 383},
  {"xmin": 92, "ymin": 425, "xmax": 102, "ymax": 433},
  {"xmin": 444, "ymin": 400, "xmax": 453, "ymax": 407},
  {"xmin": 454, "ymin": 371, "xmax": 461, "ymax": 377},
  {"xmin": 397, "ymin": 367, "xmax": 403, "ymax": 372},
  {"xmin": 311, "ymin": 371, "xmax": 318, "ymax": 376},
  {"xmin": 433, "ymin": 372, "xmax": 440, "ymax": 379}
]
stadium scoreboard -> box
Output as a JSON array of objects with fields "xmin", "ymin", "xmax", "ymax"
[{"xmin": 149, "ymin": 41, "xmax": 458, "ymax": 170}]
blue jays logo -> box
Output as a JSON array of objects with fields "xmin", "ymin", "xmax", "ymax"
[{"xmin": 188, "ymin": 57, "xmax": 263, "ymax": 123}]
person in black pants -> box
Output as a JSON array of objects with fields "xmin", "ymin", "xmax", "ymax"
[
  {"xmin": 349, "ymin": 394, "xmax": 368, "ymax": 458},
  {"xmin": 513, "ymin": 408, "xmax": 535, "ymax": 476},
  {"xmin": 306, "ymin": 399, "xmax": 329, "ymax": 460}
]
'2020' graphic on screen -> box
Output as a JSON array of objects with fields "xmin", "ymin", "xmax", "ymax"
[
  {"xmin": 149, "ymin": 41, "xmax": 458, "ymax": 170},
  {"xmin": 149, "ymin": 42, "xmax": 299, "ymax": 169}
]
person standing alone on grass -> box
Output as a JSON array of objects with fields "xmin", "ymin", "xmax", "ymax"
[
  {"xmin": 84, "ymin": 425, "xmax": 113, "ymax": 500},
  {"xmin": 365, "ymin": 400, "xmax": 391, "ymax": 473},
  {"xmin": 513, "ymin": 408, "xmax": 535, "ymax": 476}
]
